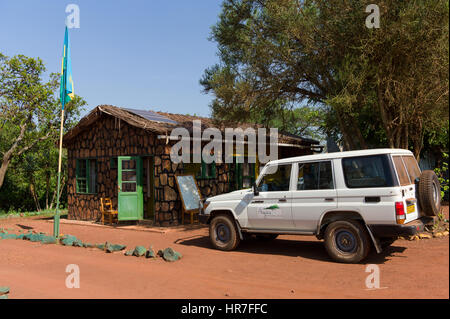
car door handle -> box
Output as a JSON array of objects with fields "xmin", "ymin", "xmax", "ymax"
[
  {"xmin": 278, "ymin": 198, "xmax": 287, "ymax": 202},
  {"xmin": 252, "ymin": 200, "xmax": 264, "ymax": 203},
  {"xmin": 365, "ymin": 196, "xmax": 380, "ymax": 203},
  {"xmin": 324, "ymin": 198, "xmax": 334, "ymax": 201}
]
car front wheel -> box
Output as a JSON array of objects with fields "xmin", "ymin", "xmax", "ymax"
[
  {"xmin": 209, "ymin": 215, "xmax": 240, "ymax": 251},
  {"xmin": 324, "ymin": 220, "xmax": 370, "ymax": 263}
]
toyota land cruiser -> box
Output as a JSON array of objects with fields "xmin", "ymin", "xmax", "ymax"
[{"xmin": 199, "ymin": 149, "xmax": 441, "ymax": 263}]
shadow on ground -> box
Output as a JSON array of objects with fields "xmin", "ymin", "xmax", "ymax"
[
  {"xmin": 175, "ymin": 235, "xmax": 408, "ymax": 264},
  {"xmin": 64, "ymin": 218, "xmax": 208, "ymax": 232},
  {"xmin": 37, "ymin": 215, "xmax": 68, "ymax": 221},
  {"xmin": 136, "ymin": 222, "xmax": 206, "ymax": 232},
  {"xmin": 16, "ymin": 224, "xmax": 33, "ymax": 230}
]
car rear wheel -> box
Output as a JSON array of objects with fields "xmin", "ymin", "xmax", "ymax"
[
  {"xmin": 418, "ymin": 170, "xmax": 441, "ymax": 216},
  {"xmin": 209, "ymin": 215, "xmax": 240, "ymax": 251},
  {"xmin": 324, "ymin": 220, "xmax": 371, "ymax": 263}
]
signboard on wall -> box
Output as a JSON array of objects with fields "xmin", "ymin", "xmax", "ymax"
[{"xmin": 175, "ymin": 175, "xmax": 202, "ymax": 211}]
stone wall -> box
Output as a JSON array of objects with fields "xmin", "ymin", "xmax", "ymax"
[
  {"xmin": 67, "ymin": 114, "xmax": 163, "ymax": 222},
  {"xmin": 196, "ymin": 164, "xmax": 230, "ymax": 197},
  {"xmin": 66, "ymin": 113, "xmax": 232, "ymax": 226}
]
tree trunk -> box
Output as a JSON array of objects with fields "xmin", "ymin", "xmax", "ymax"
[
  {"xmin": 411, "ymin": 120, "xmax": 424, "ymax": 161},
  {"xmin": 0, "ymin": 122, "xmax": 30, "ymax": 190},
  {"xmin": 348, "ymin": 113, "xmax": 367, "ymax": 149},
  {"xmin": 0, "ymin": 158, "xmax": 11, "ymax": 190},
  {"xmin": 45, "ymin": 171, "xmax": 50, "ymax": 209},
  {"xmin": 335, "ymin": 109, "xmax": 356, "ymax": 150},
  {"xmin": 377, "ymin": 84, "xmax": 395, "ymax": 148},
  {"xmin": 30, "ymin": 182, "xmax": 41, "ymax": 212},
  {"xmin": 402, "ymin": 125, "xmax": 409, "ymax": 150}
]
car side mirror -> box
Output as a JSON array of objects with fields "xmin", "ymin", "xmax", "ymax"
[{"xmin": 253, "ymin": 182, "xmax": 259, "ymax": 196}]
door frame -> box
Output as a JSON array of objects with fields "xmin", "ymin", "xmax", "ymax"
[
  {"xmin": 118, "ymin": 156, "xmax": 144, "ymax": 221},
  {"xmin": 246, "ymin": 162, "xmax": 295, "ymax": 230},
  {"xmin": 229, "ymin": 154, "xmax": 258, "ymax": 191},
  {"xmin": 291, "ymin": 159, "xmax": 338, "ymax": 231},
  {"xmin": 143, "ymin": 155, "xmax": 155, "ymax": 222}
]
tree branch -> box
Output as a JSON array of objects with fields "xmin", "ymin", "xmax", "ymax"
[
  {"xmin": 2, "ymin": 121, "xmax": 27, "ymax": 161},
  {"xmin": 17, "ymin": 130, "xmax": 53, "ymax": 156}
]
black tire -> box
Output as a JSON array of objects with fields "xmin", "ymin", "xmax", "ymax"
[
  {"xmin": 209, "ymin": 215, "xmax": 240, "ymax": 251},
  {"xmin": 255, "ymin": 234, "xmax": 278, "ymax": 241},
  {"xmin": 418, "ymin": 170, "xmax": 441, "ymax": 216},
  {"xmin": 324, "ymin": 220, "xmax": 371, "ymax": 263}
]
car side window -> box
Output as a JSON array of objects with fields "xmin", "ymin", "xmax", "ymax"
[
  {"xmin": 257, "ymin": 164, "xmax": 292, "ymax": 192},
  {"xmin": 392, "ymin": 156, "xmax": 410, "ymax": 186},
  {"xmin": 342, "ymin": 155, "xmax": 395, "ymax": 188},
  {"xmin": 297, "ymin": 161, "xmax": 334, "ymax": 190},
  {"xmin": 402, "ymin": 156, "xmax": 421, "ymax": 182}
]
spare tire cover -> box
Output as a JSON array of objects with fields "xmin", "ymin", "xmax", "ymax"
[{"xmin": 417, "ymin": 170, "xmax": 441, "ymax": 216}]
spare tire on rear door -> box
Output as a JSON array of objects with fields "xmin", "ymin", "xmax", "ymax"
[{"xmin": 417, "ymin": 170, "xmax": 441, "ymax": 216}]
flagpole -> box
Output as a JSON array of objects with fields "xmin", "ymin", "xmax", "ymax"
[
  {"xmin": 53, "ymin": 106, "xmax": 64, "ymax": 238},
  {"xmin": 54, "ymin": 32, "xmax": 67, "ymax": 238},
  {"xmin": 53, "ymin": 83, "xmax": 65, "ymax": 239},
  {"xmin": 54, "ymin": 26, "xmax": 73, "ymax": 238}
]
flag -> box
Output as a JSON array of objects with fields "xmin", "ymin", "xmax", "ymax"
[
  {"xmin": 54, "ymin": 26, "xmax": 75, "ymax": 238},
  {"xmin": 60, "ymin": 26, "xmax": 74, "ymax": 109}
]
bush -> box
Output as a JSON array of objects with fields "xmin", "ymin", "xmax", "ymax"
[{"xmin": 435, "ymin": 153, "xmax": 449, "ymax": 202}]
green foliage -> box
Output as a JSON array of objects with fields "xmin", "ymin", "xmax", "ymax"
[
  {"xmin": 0, "ymin": 209, "xmax": 68, "ymax": 218},
  {"xmin": 202, "ymin": 0, "xmax": 449, "ymax": 156},
  {"xmin": 434, "ymin": 153, "xmax": 449, "ymax": 201},
  {"xmin": 0, "ymin": 52, "xmax": 85, "ymax": 212},
  {"xmin": 251, "ymin": 105, "xmax": 327, "ymax": 141}
]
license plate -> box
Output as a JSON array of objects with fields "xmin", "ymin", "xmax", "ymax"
[{"xmin": 407, "ymin": 204, "xmax": 415, "ymax": 214}]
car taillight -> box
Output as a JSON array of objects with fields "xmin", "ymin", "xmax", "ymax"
[{"xmin": 395, "ymin": 201, "xmax": 406, "ymax": 224}]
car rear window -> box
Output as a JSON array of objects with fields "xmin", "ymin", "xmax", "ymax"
[
  {"xmin": 342, "ymin": 155, "xmax": 395, "ymax": 188},
  {"xmin": 392, "ymin": 155, "xmax": 421, "ymax": 186},
  {"xmin": 392, "ymin": 156, "xmax": 411, "ymax": 186},
  {"xmin": 402, "ymin": 156, "xmax": 421, "ymax": 182}
]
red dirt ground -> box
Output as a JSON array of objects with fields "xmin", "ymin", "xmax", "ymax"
[{"xmin": 0, "ymin": 207, "xmax": 448, "ymax": 299}]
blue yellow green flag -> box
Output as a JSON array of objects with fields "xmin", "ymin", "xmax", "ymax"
[{"xmin": 60, "ymin": 26, "xmax": 74, "ymax": 109}]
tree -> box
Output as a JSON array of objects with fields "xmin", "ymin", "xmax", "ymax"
[
  {"xmin": 0, "ymin": 53, "xmax": 84, "ymax": 191},
  {"xmin": 201, "ymin": 0, "xmax": 449, "ymax": 157},
  {"xmin": 250, "ymin": 104, "xmax": 327, "ymax": 141},
  {"xmin": 344, "ymin": 0, "xmax": 449, "ymax": 158}
]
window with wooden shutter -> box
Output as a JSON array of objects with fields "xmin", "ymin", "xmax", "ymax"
[
  {"xmin": 183, "ymin": 160, "xmax": 216, "ymax": 179},
  {"xmin": 200, "ymin": 160, "xmax": 216, "ymax": 179},
  {"xmin": 76, "ymin": 159, "xmax": 97, "ymax": 194}
]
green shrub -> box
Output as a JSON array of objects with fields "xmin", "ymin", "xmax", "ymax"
[{"xmin": 434, "ymin": 153, "xmax": 449, "ymax": 201}]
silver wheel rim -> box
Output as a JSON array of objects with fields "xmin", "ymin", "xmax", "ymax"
[{"xmin": 432, "ymin": 182, "xmax": 439, "ymax": 206}]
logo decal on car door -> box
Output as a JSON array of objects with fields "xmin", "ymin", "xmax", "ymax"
[{"xmin": 257, "ymin": 205, "xmax": 282, "ymax": 217}]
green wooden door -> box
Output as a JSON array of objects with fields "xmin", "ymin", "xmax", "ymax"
[{"xmin": 118, "ymin": 156, "xmax": 143, "ymax": 221}]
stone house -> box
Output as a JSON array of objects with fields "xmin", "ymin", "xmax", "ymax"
[{"xmin": 62, "ymin": 105, "xmax": 322, "ymax": 226}]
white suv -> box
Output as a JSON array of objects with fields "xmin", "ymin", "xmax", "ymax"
[{"xmin": 200, "ymin": 149, "xmax": 441, "ymax": 263}]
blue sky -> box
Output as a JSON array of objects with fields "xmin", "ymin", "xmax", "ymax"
[{"xmin": 0, "ymin": 0, "xmax": 223, "ymax": 117}]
